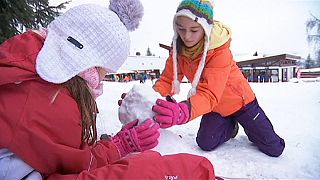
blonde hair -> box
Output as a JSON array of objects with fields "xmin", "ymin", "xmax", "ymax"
[{"xmin": 64, "ymin": 76, "xmax": 98, "ymax": 145}]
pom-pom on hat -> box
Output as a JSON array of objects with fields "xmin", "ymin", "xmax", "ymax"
[
  {"xmin": 36, "ymin": 0, "xmax": 144, "ymax": 83},
  {"xmin": 171, "ymin": 0, "xmax": 215, "ymax": 98}
]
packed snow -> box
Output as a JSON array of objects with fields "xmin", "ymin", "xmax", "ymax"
[
  {"xmin": 96, "ymin": 80, "xmax": 320, "ymax": 179},
  {"xmin": 118, "ymin": 84, "xmax": 192, "ymax": 155},
  {"xmin": 118, "ymin": 84, "xmax": 162, "ymax": 125}
]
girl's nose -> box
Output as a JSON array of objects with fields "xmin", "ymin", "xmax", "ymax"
[{"xmin": 184, "ymin": 31, "xmax": 192, "ymax": 40}]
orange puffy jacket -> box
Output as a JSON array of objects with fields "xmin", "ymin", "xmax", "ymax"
[{"xmin": 154, "ymin": 21, "xmax": 256, "ymax": 119}]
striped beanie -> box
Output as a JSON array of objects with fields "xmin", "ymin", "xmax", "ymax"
[{"xmin": 171, "ymin": 0, "xmax": 215, "ymax": 98}]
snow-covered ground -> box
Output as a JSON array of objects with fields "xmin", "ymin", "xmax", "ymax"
[{"xmin": 96, "ymin": 80, "xmax": 320, "ymax": 179}]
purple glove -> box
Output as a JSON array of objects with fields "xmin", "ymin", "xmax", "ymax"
[
  {"xmin": 112, "ymin": 119, "xmax": 160, "ymax": 157},
  {"xmin": 152, "ymin": 97, "xmax": 190, "ymax": 128}
]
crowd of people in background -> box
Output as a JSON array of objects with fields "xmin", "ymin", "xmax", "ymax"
[{"xmin": 105, "ymin": 71, "xmax": 156, "ymax": 84}]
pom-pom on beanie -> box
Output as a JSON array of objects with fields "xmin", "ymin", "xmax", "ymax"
[
  {"xmin": 171, "ymin": 0, "xmax": 214, "ymax": 98},
  {"xmin": 36, "ymin": 0, "xmax": 144, "ymax": 83}
]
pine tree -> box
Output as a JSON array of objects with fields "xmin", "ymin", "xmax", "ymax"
[
  {"xmin": 306, "ymin": 13, "xmax": 320, "ymax": 67},
  {"xmin": 305, "ymin": 54, "xmax": 314, "ymax": 69},
  {"xmin": 0, "ymin": 0, "xmax": 70, "ymax": 43}
]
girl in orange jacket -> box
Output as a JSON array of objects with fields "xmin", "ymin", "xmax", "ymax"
[
  {"xmin": 0, "ymin": 0, "xmax": 215, "ymax": 179},
  {"xmin": 152, "ymin": 0, "xmax": 285, "ymax": 157}
]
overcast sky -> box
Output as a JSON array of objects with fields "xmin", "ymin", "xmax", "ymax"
[{"xmin": 50, "ymin": 0, "xmax": 320, "ymax": 58}]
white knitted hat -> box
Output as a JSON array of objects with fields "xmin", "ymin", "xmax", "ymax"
[
  {"xmin": 36, "ymin": 0, "xmax": 143, "ymax": 83},
  {"xmin": 171, "ymin": 0, "xmax": 215, "ymax": 98}
]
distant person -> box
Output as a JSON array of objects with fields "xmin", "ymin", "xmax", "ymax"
[
  {"xmin": 0, "ymin": 0, "xmax": 215, "ymax": 179},
  {"xmin": 139, "ymin": 73, "xmax": 144, "ymax": 83},
  {"xmin": 124, "ymin": 75, "xmax": 129, "ymax": 82},
  {"xmin": 152, "ymin": 0, "xmax": 285, "ymax": 157},
  {"xmin": 115, "ymin": 74, "xmax": 120, "ymax": 82},
  {"xmin": 143, "ymin": 72, "xmax": 148, "ymax": 83},
  {"xmin": 150, "ymin": 74, "xmax": 155, "ymax": 84}
]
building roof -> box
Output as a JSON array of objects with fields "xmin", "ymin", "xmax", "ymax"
[
  {"xmin": 113, "ymin": 53, "xmax": 301, "ymax": 74},
  {"xmin": 117, "ymin": 55, "xmax": 167, "ymax": 72},
  {"xmin": 236, "ymin": 54, "xmax": 301, "ymax": 67}
]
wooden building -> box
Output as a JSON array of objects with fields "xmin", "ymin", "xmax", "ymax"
[
  {"xmin": 159, "ymin": 43, "xmax": 301, "ymax": 83},
  {"xmin": 297, "ymin": 67, "xmax": 320, "ymax": 78},
  {"xmin": 236, "ymin": 54, "xmax": 300, "ymax": 82},
  {"xmin": 105, "ymin": 52, "xmax": 301, "ymax": 83}
]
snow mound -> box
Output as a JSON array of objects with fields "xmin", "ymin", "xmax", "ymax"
[
  {"xmin": 118, "ymin": 84, "xmax": 161, "ymax": 125},
  {"xmin": 118, "ymin": 84, "xmax": 191, "ymax": 155}
]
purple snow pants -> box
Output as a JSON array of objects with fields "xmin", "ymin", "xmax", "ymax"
[{"xmin": 196, "ymin": 99, "xmax": 285, "ymax": 157}]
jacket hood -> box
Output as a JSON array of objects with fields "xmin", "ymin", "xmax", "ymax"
[
  {"xmin": 0, "ymin": 31, "xmax": 44, "ymax": 86},
  {"xmin": 209, "ymin": 20, "xmax": 232, "ymax": 50}
]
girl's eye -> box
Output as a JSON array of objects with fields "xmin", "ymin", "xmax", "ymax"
[{"xmin": 191, "ymin": 30, "xmax": 198, "ymax": 33}]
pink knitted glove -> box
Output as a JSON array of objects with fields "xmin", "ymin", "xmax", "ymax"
[
  {"xmin": 112, "ymin": 119, "xmax": 160, "ymax": 157},
  {"xmin": 152, "ymin": 97, "xmax": 190, "ymax": 129}
]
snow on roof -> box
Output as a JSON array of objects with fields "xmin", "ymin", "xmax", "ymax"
[
  {"xmin": 118, "ymin": 55, "xmax": 167, "ymax": 72},
  {"xmin": 234, "ymin": 55, "xmax": 264, "ymax": 62},
  {"xmin": 298, "ymin": 67, "xmax": 320, "ymax": 72},
  {"xmin": 116, "ymin": 54, "xmax": 302, "ymax": 73},
  {"xmin": 114, "ymin": 69, "xmax": 135, "ymax": 74},
  {"xmin": 234, "ymin": 53, "xmax": 301, "ymax": 63}
]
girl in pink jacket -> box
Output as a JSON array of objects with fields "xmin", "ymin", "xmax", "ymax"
[{"xmin": 0, "ymin": 0, "xmax": 214, "ymax": 179}]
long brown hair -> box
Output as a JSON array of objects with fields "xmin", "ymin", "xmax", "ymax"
[
  {"xmin": 176, "ymin": 36, "xmax": 184, "ymax": 54},
  {"xmin": 64, "ymin": 76, "xmax": 98, "ymax": 145}
]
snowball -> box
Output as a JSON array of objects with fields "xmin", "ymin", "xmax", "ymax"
[
  {"xmin": 118, "ymin": 84, "xmax": 190, "ymax": 155},
  {"xmin": 118, "ymin": 84, "xmax": 162, "ymax": 125}
]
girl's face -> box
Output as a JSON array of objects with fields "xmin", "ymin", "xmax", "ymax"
[{"xmin": 175, "ymin": 16, "xmax": 205, "ymax": 48}]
